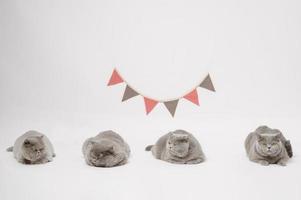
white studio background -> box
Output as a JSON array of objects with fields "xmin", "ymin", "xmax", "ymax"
[{"xmin": 0, "ymin": 1, "xmax": 301, "ymax": 200}]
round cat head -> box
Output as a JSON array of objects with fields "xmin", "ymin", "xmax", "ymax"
[
  {"xmin": 167, "ymin": 132, "xmax": 190, "ymax": 158},
  {"xmin": 88, "ymin": 140, "xmax": 118, "ymax": 167},
  {"xmin": 255, "ymin": 132, "xmax": 283, "ymax": 157},
  {"xmin": 22, "ymin": 136, "xmax": 46, "ymax": 162}
]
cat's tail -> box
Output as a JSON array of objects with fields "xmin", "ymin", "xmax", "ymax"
[
  {"xmin": 285, "ymin": 140, "xmax": 293, "ymax": 158},
  {"xmin": 145, "ymin": 145, "xmax": 153, "ymax": 151},
  {"xmin": 6, "ymin": 146, "xmax": 13, "ymax": 152}
]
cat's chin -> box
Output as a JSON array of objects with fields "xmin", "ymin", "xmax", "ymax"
[
  {"xmin": 90, "ymin": 160, "xmax": 106, "ymax": 167},
  {"xmin": 93, "ymin": 163, "xmax": 106, "ymax": 167},
  {"xmin": 262, "ymin": 151, "xmax": 281, "ymax": 157},
  {"xmin": 170, "ymin": 151, "xmax": 188, "ymax": 158},
  {"xmin": 90, "ymin": 157, "xmax": 114, "ymax": 167},
  {"xmin": 23, "ymin": 155, "xmax": 36, "ymax": 162}
]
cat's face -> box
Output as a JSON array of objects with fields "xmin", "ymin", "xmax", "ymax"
[
  {"xmin": 88, "ymin": 142, "xmax": 118, "ymax": 167},
  {"xmin": 22, "ymin": 136, "xmax": 46, "ymax": 161},
  {"xmin": 167, "ymin": 133, "xmax": 190, "ymax": 158},
  {"xmin": 256, "ymin": 133, "xmax": 282, "ymax": 157}
]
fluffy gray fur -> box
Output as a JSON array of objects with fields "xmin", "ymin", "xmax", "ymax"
[
  {"xmin": 145, "ymin": 130, "xmax": 205, "ymax": 164},
  {"xmin": 6, "ymin": 130, "xmax": 55, "ymax": 164},
  {"xmin": 245, "ymin": 126, "xmax": 293, "ymax": 166},
  {"xmin": 82, "ymin": 130, "xmax": 130, "ymax": 167}
]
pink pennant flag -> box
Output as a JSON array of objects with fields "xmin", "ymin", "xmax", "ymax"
[
  {"xmin": 144, "ymin": 97, "xmax": 158, "ymax": 115},
  {"xmin": 183, "ymin": 89, "xmax": 199, "ymax": 106},
  {"xmin": 107, "ymin": 69, "xmax": 124, "ymax": 86}
]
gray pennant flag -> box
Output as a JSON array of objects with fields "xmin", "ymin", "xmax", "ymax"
[
  {"xmin": 164, "ymin": 100, "xmax": 179, "ymax": 117},
  {"xmin": 122, "ymin": 85, "xmax": 139, "ymax": 102},
  {"xmin": 200, "ymin": 74, "xmax": 215, "ymax": 92}
]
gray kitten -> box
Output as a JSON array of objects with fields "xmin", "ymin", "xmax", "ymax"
[
  {"xmin": 82, "ymin": 130, "xmax": 130, "ymax": 167},
  {"xmin": 6, "ymin": 130, "xmax": 56, "ymax": 164},
  {"xmin": 245, "ymin": 126, "xmax": 293, "ymax": 166},
  {"xmin": 145, "ymin": 130, "xmax": 205, "ymax": 164}
]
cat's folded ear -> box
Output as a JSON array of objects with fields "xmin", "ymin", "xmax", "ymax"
[
  {"xmin": 173, "ymin": 134, "xmax": 189, "ymax": 142},
  {"xmin": 182, "ymin": 134, "xmax": 189, "ymax": 140},
  {"xmin": 256, "ymin": 126, "xmax": 269, "ymax": 133},
  {"xmin": 272, "ymin": 129, "xmax": 282, "ymax": 134},
  {"xmin": 274, "ymin": 132, "xmax": 281, "ymax": 140},
  {"xmin": 89, "ymin": 140, "xmax": 98, "ymax": 145},
  {"xmin": 255, "ymin": 132, "xmax": 264, "ymax": 140}
]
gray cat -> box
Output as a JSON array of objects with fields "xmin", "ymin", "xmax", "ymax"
[
  {"xmin": 145, "ymin": 130, "xmax": 205, "ymax": 164},
  {"xmin": 6, "ymin": 130, "xmax": 56, "ymax": 164},
  {"xmin": 245, "ymin": 126, "xmax": 293, "ymax": 166},
  {"xmin": 82, "ymin": 130, "xmax": 130, "ymax": 167}
]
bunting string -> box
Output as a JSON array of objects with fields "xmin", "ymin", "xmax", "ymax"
[{"xmin": 107, "ymin": 68, "xmax": 215, "ymax": 117}]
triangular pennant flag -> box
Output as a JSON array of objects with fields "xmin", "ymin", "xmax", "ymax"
[
  {"xmin": 122, "ymin": 85, "xmax": 139, "ymax": 101},
  {"xmin": 144, "ymin": 97, "xmax": 158, "ymax": 115},
  {"xmin": 164, "ymin": 100, "xmax": 179, "ymax": 117},
  {"xmin": 107, "ymin": 69, "xmax": 124, "ymax": 86},
  {"xmin": 183, "ymin": 89, "xmax": 200, "ymax": 105},
  {"xmin": 200, "ymin": 74, "xmax": 215, "ymax": 92}
]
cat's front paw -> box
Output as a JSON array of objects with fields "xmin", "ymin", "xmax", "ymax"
[
  {"xmin": 23, "ymin": 159, "xmax": 32, "ymax": 165},
  {"xmin": 185, "ymin": 158, "xmax": 204, "ymax": 164},
  {"xmin": 167, "ymin": 159, "xmax": 185, "ymax": 164},
  {"xmin": 36, "ymin": 157, "xmax": 51, "ymax": 164},
  {"xmin": 258, "ymin": 160, "xmax": 269, "ymax": 166},
  {"xmin": 277, "ymin": 160, "xmax": 287, "ymax": 166}
]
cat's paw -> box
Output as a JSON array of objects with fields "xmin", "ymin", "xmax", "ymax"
[
  {"xmin": 22, "ymin": 159, "xmax": 32, "ymax": 165},
  {"xmin": 185, "ymin": 158, "xmax": 204, "ymax": 164},
  {"xmin": 258, "ymin": 160, "xmax": 269, "ymax": 166},
  {"xmin": 38, "ymin": 157, "xmax": 51, "ymax": 164},
  {"xmin": 277, "ymin": 161, "xmax": 287, "ymax": 166},
  {"xmin": 167, "ymin": 159, "xmax": 185, "ymax": 164}
]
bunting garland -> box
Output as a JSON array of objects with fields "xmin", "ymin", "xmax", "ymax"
[{"xmin": 107, "ymin": 68, "xmax": 215, "ymax": 117}]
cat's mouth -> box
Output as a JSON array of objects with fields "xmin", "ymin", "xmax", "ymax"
[
  {"xmin": 23, "ymin": 153, "xmax": 41, "ymax": 162},
  {"xmin": 266, "ymin": 150, "xmax": 273, "ymax": 155},
  {"xmin": 91, "ymin": 153, "xmax": 118, "ymax": 167},
  {"xmin": 91, "ymin": 150, "xmax": 115, "ymax": 161},
  {"xmin": 170, "ymin": 150, "xmax": 188, "ymax": 158},
  {"xmin": 264, "ymin": 149, "xmax": 280, "ymax": 156},
  {"xmin": 101, "ymin": 150, "xmax": 114, "ymax": 157}
]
